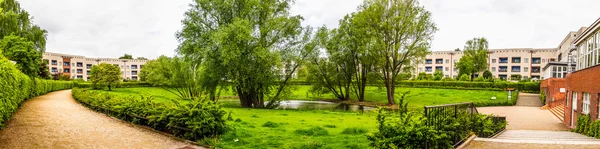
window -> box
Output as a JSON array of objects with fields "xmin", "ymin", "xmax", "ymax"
[
  {"xmin": 524, "ymin": 58, "xmax": 529, "ymax": 63},
  {"xmin": 131, "ymin": 65, "xmax": 138, "ymax": 69},
  {"xmin": 86, "ymin": 70, "xmax": 91, "ymax": 75},
  {"xmin": 425, "ymin": 67, "xmax": 432, "ymax": 72},
  {"xmin": 51, "ymin": 60, "xmax": 57, "ymax": 65},
  {"xmin": 445, "ymin": 59, "xmax": 449, "ymax": 64},
  {"xmin": 132, "ymin": 76, "xmax": 138, "ymax": 80},
  {"xmin": 435, "ymin": 66, "xmax": 443, "ymax": 71},
  {"xmin": 512, "ymin": 57, "xmax": 521, "ymax": 63},
  {"xmin": 445, "ymin": 67, "xmax": 449, "ymax": 71},
  {"xmin": 491, "ymin": 67, "xmax": 496, "ymax": 72},
  {"xmin": 511, "ymin": 66, "xmax": 521, "ymax": 72},
  {"xmin": 64, "ymin": 62, "xmax": 70, "ymax": 66},
  {"xmin": 64, "ymin": 69, "xmax": 70, "ymax": 73},
  {"xmin": 86, "ymin": 64, "xmax": 92, "ymax": 69},
  {"xmin": 132, "ymin": 71, "xmax": 138, "ymax": 75},
  {"xmin": 425, "ymin": 59, "xmax": 433, "ymax": 64},
  {"xmin": 435, "ymin": 59, "xmax": 443, "ymax": 64},
  {"xmin": 77, "ymin": 69, "xmax": 83, "ymax": 74},
  {"xmin": 51, "ymin": 67, "xmax": 57, "ymax": 72},
  {"xmin": 572, "ymin": 92, "xmax": 578, "ymax": 110},
  {"xmin": 76, "ymin": 62, "xmax": 83, "ymax": 67},
  {"xmin": 524, "ymin": 67, "xmax": 528, "ymax": 72},
  {"xmin": 583, "ymin": 93, "xmax": 590, "ymax": 114},
  {"xmin": 492, "ymin": 59, "xmax": 496, "ymax": 63}
]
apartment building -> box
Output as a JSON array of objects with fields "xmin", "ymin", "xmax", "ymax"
[
  {"xmin": 415, "ymin": 48, "xmax": 557, "ymax": 80},
  {"xmin": 42, "ymin": 52, "xmax": 148, "ymax": 81}
]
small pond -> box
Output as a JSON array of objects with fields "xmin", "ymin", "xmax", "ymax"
[
  {"xmin": 276, "ymin": 100, "xmax": 375, "ymax": 111},
  {"xmin": 219, "ymin": 100, "xmax": 375, "ymax": 111}
]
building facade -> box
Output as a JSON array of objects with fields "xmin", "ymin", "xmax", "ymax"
[
  {"xmin": 415, "ymin": 48, "xmax": 557, "ymax": 80},
  {"xmin": 42, "ymin": 52, "xmax": 148, "ymax": 81},
  {"xmin": 564, "ymin": 18, "xmax": 600, "ymax": 128}
]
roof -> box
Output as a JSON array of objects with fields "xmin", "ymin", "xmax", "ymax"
[{"xmin": 573, "ymin": 18, "xmax": 600, "ymax": 45}]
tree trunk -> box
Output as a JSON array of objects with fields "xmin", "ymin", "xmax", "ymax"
[
  {"xmin": 358, "ymin": 69, "xmax": 367, "ymax": 102},
  {"xmin": 108, "ymin": 83, "xmax": 112, "ymax": 91},
  {"xmin": 385, "ymin": 77, "xmax": 395, "ymax": 105}
]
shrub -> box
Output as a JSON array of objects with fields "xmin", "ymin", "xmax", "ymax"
[
  {"xmin": 71, "ymin": 88, "xmax": 228, "ymax": 140},
  {"xmin": 295, "ymin": 126, "xmax": 329, "ymax": 136},
  {"xmin": 459, "ymin": 74, "xmax": 471, "ymax": 81},
  {"xmin": 0, "ymin": 56, "xmax": 74, "ymax": 129}
]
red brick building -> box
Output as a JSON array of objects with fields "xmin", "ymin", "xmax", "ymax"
[{"xmin": 563, "ymin": 18, "xmax": 600, "ymax": 128}]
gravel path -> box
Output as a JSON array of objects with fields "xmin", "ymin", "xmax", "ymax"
[
  {"xmin": 516, "ymin": 93, "xmax": 543, "ymax": 107},
  {"xmin": 0, "ymin": 90, "xmax": 200, "ymax": 149}
]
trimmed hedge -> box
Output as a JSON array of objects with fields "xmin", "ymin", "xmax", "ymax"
[
  {"xmin": 0, "ymin": 56, "xmax": 74, "ymax": 129},
  {"xmin": 74, "ymin": 82, "xmax": 151, "ymax": 89},
  {"xmin": 395, "ymin": 81, "xmax": 540, "ymax": 93},
  {"xmin": 71, "ymin": 88, "xmax": 228, "ymax": 140}
]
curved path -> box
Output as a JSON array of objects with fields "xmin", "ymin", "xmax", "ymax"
[{"xmin": 0, "ymin": 90, "xmax": 199, "ymax": 149}]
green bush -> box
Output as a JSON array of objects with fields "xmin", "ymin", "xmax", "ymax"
[
  {"xmin": 0, "ymin": 56, "xmax": 74, "ymax": 129},
  {"xmin": 74, "ymin": 82, "xmax": 151, "ymax": 89},
  {"xmin": 71, "ymin": 88, "xmax": 228, "ymax": 140}
]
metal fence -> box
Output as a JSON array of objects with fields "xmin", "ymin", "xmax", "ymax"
[{"xmin": 424, "ymin": 102, "xmax": 479, "ymax": 148}]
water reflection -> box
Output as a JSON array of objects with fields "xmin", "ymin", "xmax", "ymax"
[{"xmin": 277, "ymin": 100, "xmax": 375, "ymax": 111}]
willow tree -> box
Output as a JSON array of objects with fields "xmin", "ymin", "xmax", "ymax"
[
  {"xmin": 176, "ymin": 0, "xmax": 313, "ymax": 108},
  {"xmin": 356, "ymin": 0, "xmax": 437, "ymax": 105},
  {"xmin": 308, "ymin": 14, "xmax": 375, "ymax": 102},
  {"xmin": 0, "ymin": 0, "xmax": 48, "ymax": 78}
]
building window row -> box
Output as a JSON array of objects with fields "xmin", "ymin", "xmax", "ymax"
[{"xmin": 576, "ymin": 30, "xmax": 600, "ymax": 71}]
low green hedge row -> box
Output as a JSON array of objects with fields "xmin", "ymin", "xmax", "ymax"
[
  {"xmin": 289, "ymin": 80, "xmax": 540, "ymax": 92},
  {"xmin": 0, "ymin": 56, "xmax": 74, "ymax": 129},
  {"xmin": 71, "ymin": 88, "xmax": 228, "ymax": 140},
  {"xmin": 74, "ymin": 82, "xmax": 151, "ymax": 89}
]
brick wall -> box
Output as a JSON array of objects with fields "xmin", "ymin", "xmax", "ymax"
[
  {"xmin": 565, "ymin": 65, "xmax": 600, "ymax": 128},
  {"xmin": 540, "ymin": 78, "xmax": 567, "ymax": 106}
]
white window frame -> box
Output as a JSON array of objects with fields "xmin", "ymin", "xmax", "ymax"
[
  {"xmin": 573, "ymin": 92, "xmax": 578, "ymax": 110},
  {"xmin": 583, "ymin": 93, "xmax": 590, "ymax": 114}
]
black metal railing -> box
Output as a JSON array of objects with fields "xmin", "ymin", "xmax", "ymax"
[{"xmin": 424, "ymin": 102, "xmax": 478, "ymax": 147}]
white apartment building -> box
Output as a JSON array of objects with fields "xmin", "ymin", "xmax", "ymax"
[
  {"xmin": 42, "ymin": 52, "xmax": 148, "ymax": 81},
  {"xmin": 415, "ymin": 48, "xmax": 557, "ymax": 80}
]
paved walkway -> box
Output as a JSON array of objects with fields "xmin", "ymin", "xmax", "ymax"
[
  {"xmin": 0, "ymin": 90, "xmax": 199, "ymax": 149},
  {"xmin": 463, "ymin": 93, "xmax": 600, "ymax": 148},
  {"xmin": 515, "ymin": 93, "xmax": 544, "ymax": 107}
]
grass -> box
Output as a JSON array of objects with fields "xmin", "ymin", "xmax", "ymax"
[{"xmin": 92, "ymin": 86, "xmax": 510, "ymax": 148}]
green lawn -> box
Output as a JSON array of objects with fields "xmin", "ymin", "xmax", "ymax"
[{"xmin": 92, "ymin": 86, "xmax": 510, "ymax": 148}]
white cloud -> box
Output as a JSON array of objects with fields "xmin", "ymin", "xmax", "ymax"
[{"xmin": 17, "ymin": 0, "xmax": 600, "ymax": 59}]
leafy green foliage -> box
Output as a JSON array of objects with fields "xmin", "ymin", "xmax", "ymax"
[
  {"xmin": 71, "ymin": 88, "xmax": 228, "ymax": 140},
  {"xmin": 0, "ymin": 35, "xmax": 40, "ymax": 77},
  {"xmin": 511, "ymin": 74, "xmax": 522, "ymax": 81},
  {"xmin": 417, "ymin": 72, "xmax": 432, "ymax": 80},
  {"xmin": 177, "ymin": 0, "xmax": 312, "ymax": 108},
  {"xmin": 118, "ymin": 54, "xmax": 133, "ymax": 59},
  {"xmin": 139, "ymin": 56, "xmax": 203, "ymax": 100},
  {"xmin": 459, "ymin": 74, "xmax": 471, "ymax": 81},
  {"xmin": 355, "ymin": 0, "xmax": 437, "ymax": 105},
  {"xmin": 483, "ymin": 70, "xmax": 493, "ymax": 80},
  {"xmin": 0, "ymin": 55, "xmax": 73, "ymax": 129},
  {"xmin": 90, "ymin": 63, "xmax": 121, "ymax": 90},
  {"xmin": 433, "ymin": 70, "xmax": 443, "ymax": 81}
]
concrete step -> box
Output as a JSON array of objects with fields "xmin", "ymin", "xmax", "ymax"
[
  {"xmin": 476, "ymin": 130, "xmax": 600, "ymax": 144},
  {"xmin": 549, "ymin": 104, "xmax": 565, "ymax": 122}
]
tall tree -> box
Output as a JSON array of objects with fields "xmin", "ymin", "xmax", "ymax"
[
  {"xmin": 457, "ymin": 37, "xmax": 489, "ymax": 80},
  {"xmin": 139, "ymin": 56, "xmax": 203, "ymax": 100},
  {"xmin": 0, "ymin": 0, "xmax": 48, "ymax": 78},
  {"xmin": 176, "ymin": 0, "xmax": 312, "ymax": 108},
  {"xmin": 90, "ymin": 63, "xmax": 121, "ymax": 91},
  {"xmin": 136, "ymin": 57, "xmax": 148, "ymax": 60},
  {"xmin": 119, "ymin": 54, "xmax": 133, "ymax": 59},
  {"xmin": 356, "ymin": 0, "xmax": 437, "ymax": 105}
]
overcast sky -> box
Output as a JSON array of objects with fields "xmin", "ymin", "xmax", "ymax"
[{"xmin": 18, "ymin": 0, "xmax": 600, "ymax": 59}]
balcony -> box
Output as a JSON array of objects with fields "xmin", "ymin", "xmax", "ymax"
[
  {"xmin": 425, "ymin": 67, "xmax": 433, "ymax": 72},
  {"xmin": 425, "ymin": 59, "xmax": 433, "ymax": 64},
  {"xmin": 435, "ymin": 59, "xmax": 443, "ymax": 64},
  {"xmin": 531, "ymin": 67, "xmax": 541, "ymax": 73},
  {"xmin": 86, "ymin": 64, "xmax": 93, "ymax": 69},
  {"xmin": 532, "ymin": 58, "xmax": 541, "ymax": 64},
  {"xmin": 511, "ymin": 69, "xmax": 521, "ymax": 72},
  {"xmin": 511, "ymin": 66, "xmax": 521, "ymax": 72},
  {"xmin": 499, "ymin": 69, "xmax": 507, "ymax": 72},
  {"xmin": 76, "ymin": 62, "xmax": 83, "ymax": 67},
  {"xmin": 131, "ymin": 65, "xmax": 138, "ymax": 69},
  {"xmin": 499, "ymin": 58, "xmax": 509, "ymax": 63},
  {"xmin": 435, "ymin": 67, "xmax": 443, "ymax": 71},
  {"xmin": 512, "ymin": 57, "xmax": 521, "ymax": 63}
]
